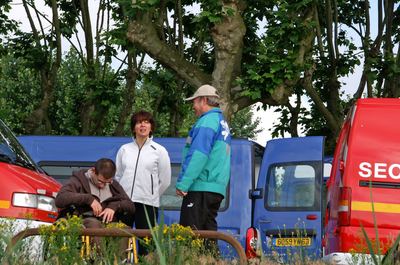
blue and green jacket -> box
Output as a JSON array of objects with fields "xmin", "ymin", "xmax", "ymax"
[{"xmin": 176, "ymin": 108, "xmax": 231, "ymax": 197}]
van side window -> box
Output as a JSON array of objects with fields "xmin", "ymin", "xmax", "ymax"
[
  {"xmin": 266, "ymin": 162, "xmax": 321, "ymax": 210},
  {"xmin": 39, "ymin": 162, "xmax": 92, "ymax": 184},
  {"xmin": 160, "ymin": 164, "xmax": 183, "ymax": 209},
  {"xmin": 160, "ymin": 163, "xmax": 228, "ymax": 210}
]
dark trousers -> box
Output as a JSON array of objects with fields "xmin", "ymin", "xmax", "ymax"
[
  {"xmin": 179, "ymin": 191, "xmax": 223, "ymax": 253},
  {"xmin": 133, "ymin": 202, "xmax": 158, "ymax": 255},
  {"xmin": 82, "ymin": 217, "xmax": 128, "ymax": 257}
]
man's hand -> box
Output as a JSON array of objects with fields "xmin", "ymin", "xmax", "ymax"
[
  {"xmin": 99, "ymin": 208, "xmax": 115, "ymax": 223},
  {"xmin": 90, "ymin": 199, "xmax": 103, "ymax": 216},
  {"xmin": 176, "ymin": 189, "xmax": 187, "ymax": 197}
]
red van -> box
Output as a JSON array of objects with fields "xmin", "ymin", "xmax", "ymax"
[
  {"xmin": 0, "ymin": 119, "xmax": 60, "ymax": 227},
  {"xmin": 324, "ymin": 98, "xmax": 400, "ymax": 263}
]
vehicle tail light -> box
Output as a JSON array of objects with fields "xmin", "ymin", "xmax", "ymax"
[
  {"xmin": 245, "ymin": 227, "xmax": 260, "ymax": 259},
  {"xmin": 338, "ymin": 187, "xmax": 351, "ymax": 226}
]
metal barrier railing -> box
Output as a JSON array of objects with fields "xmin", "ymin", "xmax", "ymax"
[{"xmin": 8, "ymin": 228, "xmax": 247, "ymax": 264}]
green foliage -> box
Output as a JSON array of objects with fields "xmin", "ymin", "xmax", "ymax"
[
  {"xmin": 40, "ymin": 216, "xmax": 84, "ymax": 264},
  {"xmin": 238, "ymin": 0, "xmax": 316, "ymax": 107},
  {"xmin": 193, "ymin": 0, "xmax": 225, "ymax": 24},
  {"xmin": 6, "ymin": 32, "xmax": 49, "ymax": 70},
  {"xmin": 0, "ymin": 49, "xmax": 263, "ymax": 138},
  {"xmin": 136, "ymin": 68, "xmax": 194, "ymax": 137},
  {"xmin": 0, "ymin": 54, "xmax": 41, "ymax": 134},
  {"xmin": 142, "ymin": 223, "xmax": 205, "ymax": 265},
  {"xmin": 0, "ymin": 1, "xmax": 18, "ymax": 38},
  {"xmin": 40, "ymin": 216, "xmax": 129, "ymax": 264},
  {"xmin": 50, "ymin": 49, "xmax": 87, "ymax": 135},
  {"xmin": 0, "ymin": 219, "xmax": 40, "ymax": 264},
  {"xmin": 230, "ymin": 106, "xmax": 263, "ymax": 140},
  {"xmin": 50, "ymin": 49, "xmax": 123, "ymax": 135},
  {"xmin": 3, "ymin": 0, "xmax": 397, "ymax": 143}
]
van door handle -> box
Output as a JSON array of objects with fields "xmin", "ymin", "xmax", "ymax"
[{"xmin": 259, "ymin": 219, "xmax": 272, "ymax": 224}]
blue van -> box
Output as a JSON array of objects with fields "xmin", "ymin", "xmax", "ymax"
[
  {"xmin": 246, "ymin": 136, "xmax": 326, "ymax": 261},
  {"xmin": 18, "ymin": 135, "xmax": 264, "ymax": 257}
]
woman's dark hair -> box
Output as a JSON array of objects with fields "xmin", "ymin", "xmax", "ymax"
[{"xmin": 130, "ymin": 110, "xmax": 155, "ymax": 137}]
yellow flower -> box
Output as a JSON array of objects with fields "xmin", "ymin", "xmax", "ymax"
[
  {"xmin": 191, "ymin": 239, "xmax": 203, "ymax": 248},
  {"xmin": 105, "ymin": 221, "xmax": 126, "ymax": 229},
  {"xmin": 176, "ymin": 235, "xmax": 184, "ymax": 241},
  {"xmin": 163, "ymin": 225, "xmax": 168, "ymax": 234},
  {"xmin": 143, "ymin": 237, "xmax": 152, "ymax": 245},
  {"xmin": 60, "ymin": 245, "xmax": 68, "ymax": 252}
]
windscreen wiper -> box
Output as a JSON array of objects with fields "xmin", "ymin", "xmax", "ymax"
[
  {"xmin": 0, "ymin": 154, "xmax": 13, "ymax": 163},
  {"xmin": 13, "ymin": 158, "xmax": 37, "ymax": 171}
]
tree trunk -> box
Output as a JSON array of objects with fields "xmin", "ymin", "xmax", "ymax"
[
  {"xmin": 22, "ymin": 0, "xmax": 61, "ymax": 134},
  {"xmin": 210, "ymin": 1, "xmax": 246, "ymax": 121},
  {"xmin": 114, "ymin": 52, "xmax": 138, "ymax": 136},
  {"xmin": 125, "ymin": 1, "xmax": 246, "ymax": 122},
  {"xmin": 79, "ymin": 0, "xmax": 98, "ymax": 135},
  {"xmin": 24, "ymin": 72, "xmax": 53, "ymax": 134}
]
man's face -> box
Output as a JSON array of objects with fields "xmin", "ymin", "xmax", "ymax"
[
  {"xmin": 92, "ymin": 172, "xmax": 113, "ymax": 189},
  {"xmin": 192, "ymin": 97, "xmax": 205, "ymax": 117}
]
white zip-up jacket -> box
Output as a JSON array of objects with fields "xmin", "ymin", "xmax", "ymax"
[{"xmin": 115, "ymin": 137, "xmax": 171, "ymax": 207}]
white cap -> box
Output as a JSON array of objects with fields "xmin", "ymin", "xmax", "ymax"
[{"xmin": 185, "ymin": 85, "xmax": 220, "ymax": 101}]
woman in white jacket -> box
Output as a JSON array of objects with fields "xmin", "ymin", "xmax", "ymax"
[{"xmin": 115, "ymin": 111, "xmax": 171, "ymax": 254}]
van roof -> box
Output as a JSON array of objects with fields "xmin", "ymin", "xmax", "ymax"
[
  {"xmin": 356, "ymin": 98, "xmax": 400, "ymax": 106},
  {"xmin": 18, "ymin": 136, "xmax": 260, "ymax": 164}
]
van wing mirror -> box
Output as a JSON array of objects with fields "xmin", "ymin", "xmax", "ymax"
[{"xmin": 249, "ymin": 188, "xmax": 263, "ymax": 199}]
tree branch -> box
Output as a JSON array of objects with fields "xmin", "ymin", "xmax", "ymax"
[
  {"xmin": 302, "ymin": 66, "xmax": 340, "ymax": 134},
  {"xmin": 127, "ymin": 12, "xmax": 211, "ymax": 88}
]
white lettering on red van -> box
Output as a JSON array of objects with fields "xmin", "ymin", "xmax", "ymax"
[
  {"xmin": 389, "ymin": 164, "xmax": 400, "ymax": 179},
  {"xmin": 359, "ymin": 162, "xmax": 372, "ymax": 178},
  {"xmin": 359, "ymin": 162, "xmax": 400, "ymax": 179},
  {"xmin": 375, "ymin": 163, "xmax": 387, "ymax": 178}
]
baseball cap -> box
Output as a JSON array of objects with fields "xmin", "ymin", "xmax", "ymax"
[{"xmin": 184, "ymin": 85, "xmax": 220, "ymax": 101}]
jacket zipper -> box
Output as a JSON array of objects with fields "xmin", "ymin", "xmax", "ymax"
[
  {"xmin": 151, "ymin": 174, "xmax": 154, "ymax": 195},
  {"xmin": 130, "ymin": 145, "xmax": 143, "ymax": 198}
]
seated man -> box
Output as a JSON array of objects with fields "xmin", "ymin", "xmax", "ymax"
[{"xmin": 55, "ymin": 158, "xmax": 135, "ymax": 250}]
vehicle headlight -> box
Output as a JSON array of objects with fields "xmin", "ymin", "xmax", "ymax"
[
  {"xmin": 12, "ymin": 193, "xmax": 57, "ymax": 212},
  {"xmin": 38, "ymin": 195, "xmax": 57, "ymax": 212},
  {"xmin": 12, "ymin": 193, "xmax": 37, "ymax": 208}
]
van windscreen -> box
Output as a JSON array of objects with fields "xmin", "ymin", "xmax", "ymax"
[{"xmin": 0, "ymin": 120, "xmax": 40, "ymax": 172}]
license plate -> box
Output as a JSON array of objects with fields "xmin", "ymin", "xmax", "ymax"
[{"xmin": 275, "ymin": 237, "xmax": 311, "ymax": 247}]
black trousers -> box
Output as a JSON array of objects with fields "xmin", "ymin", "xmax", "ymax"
[
  {"xmin": 133, "ymin": 202, "xmax": 158, "ymax": 255},
  {"xmin": 179, "ymin": 191, "xmax": 223, "ymax": 230},
  {"xmin": 179, "ymin": 191, "xmax": 223, "ymax": 253}
]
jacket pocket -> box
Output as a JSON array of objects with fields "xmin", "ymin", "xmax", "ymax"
[{"xmin": 150, "ymin": 174, "xmax": 154, "ymax": 195}]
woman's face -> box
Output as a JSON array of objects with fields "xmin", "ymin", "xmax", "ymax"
[{"xmin": 134, "ymin": 120, "xmax": 152, "ymax": 138}]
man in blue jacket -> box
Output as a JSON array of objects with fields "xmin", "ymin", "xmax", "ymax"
[{"xmin": 176, "ymin": 84, "xmax": 231, "ymax": 250}]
